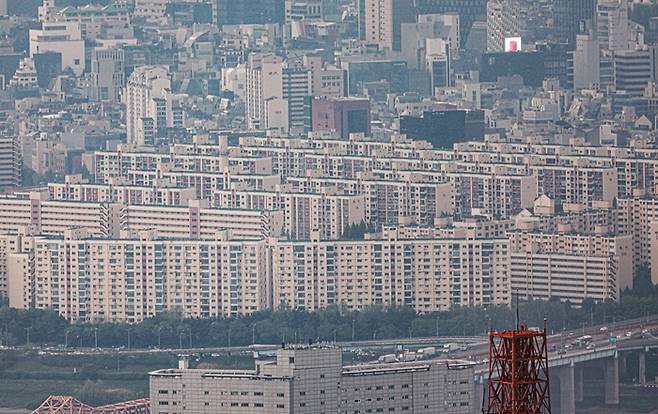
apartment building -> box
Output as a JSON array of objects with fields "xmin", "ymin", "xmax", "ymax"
[
  {"xmin": 0, "ymin": 192, "xmax": 283, "ymax": 241},
  {"xmin": 0, "ymin": 229, "xmax": 36, "ymax": 302},
  {"xmin": 124, "ymin": 66, "xmax": 172, "ymax": 146},
  {"xmin": 92, "ymin": 147, "xmax": 272, "ymax": 183},
  {"xmin": 508, "ymin": 231, "xmax": 633, "ymax": 303},
  {"xmin": 617, "ymin": 197, "xmax": 658, "ymax": 267},
  {"xmin": 122, "ymin": 201, "xmax": 283, "ymax": 240},
  {"xmin": 6, "ymin": 228, "xmax": 511, "ymax": 320},
  {"xmin": 213, "ymin": 189, "xmax": 365, "ymax": 240},
  {"xmin": 123, "ymin": 169, "xmax": 281, "ymax": 200},
  {"xmin": 8, "ymin": 229, "xmax": 271, "ymax": 322},
  {"xmin": 271, "ymin": 233, "xmax": 510, "ymax": 313},
  {"xmin": 449, "ymin": 173, "xmax": 536, "ymax": 219},
  {"xmin": 0, "ymin": 136, "xmax": 21, "ymax": 191},
  {"xmin": 150, "ymin": 345, "xmax": 475, "ymax": 414},
  {"xmin": 0, "ymin": 191, "xmax": 119, "ymax": 237},
  {"xmin": 49, "ymin": 176, "xmax": 197, "ymax": 206},
  {"xmin": 285, "ymin": 176, "xmax": 453, "ymax": 228}
]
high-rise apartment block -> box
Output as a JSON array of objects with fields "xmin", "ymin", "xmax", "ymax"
[
  {"xmin": 509, "ymin": 231, "xmax": 633, "ymax": 304},
  {"xmin": 0, "ymin": 136, "xmax": 21, "ymax": 191},
  {"xmin": 4, "ymin": 228, "xmax": 508, "ymax": 321},
  {"xmin": 125, "ymin": 66, "xmax": 173, "ymax": 146}
]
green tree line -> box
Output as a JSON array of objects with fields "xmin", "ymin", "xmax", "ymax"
[{"xmin": 1, "ymin": 268, "xmax": 656, "ymax": 349}]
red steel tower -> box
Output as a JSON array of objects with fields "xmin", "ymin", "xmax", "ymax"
[{"xmin": 485, "ymin": 323, "xmax": 551, "ymax": 414}]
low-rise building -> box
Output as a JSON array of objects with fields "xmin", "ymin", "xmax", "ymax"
[{"xmin": 149, "ymin": 345, "xmax": 475, "ymax": 414}]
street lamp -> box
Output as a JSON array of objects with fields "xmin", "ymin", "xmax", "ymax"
[{"xmin": 94, "ymin": 328, "xmax": 98, "ymax": 349}]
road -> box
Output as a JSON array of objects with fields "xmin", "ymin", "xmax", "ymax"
[{"xmin": 449, "ymin": 314, "xmax": 658, "ymax": 368}]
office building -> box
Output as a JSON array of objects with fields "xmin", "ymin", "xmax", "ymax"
[
  {"xmin": 486, "ymin": 0, "xmax": 527, "ymax": 52},
  {"xmin": 52, "ymin": 3, "xmax": 131, "ymax": 40},
  {"xmin": 554, "ymin": 0, "xmax": 596, "ymax": 48},
  {"xmin": 150, "ymin": 345, "xmax": 475, "ymax": 414},
  {"xmin": 29, "ymin": 21, "xmax": 85, "ymax": 76},
  {"xmin": 399, "ymin": 109, "xmax": 485, "ymax": 148},
  {"xmin": 305, "ymin": 97, "xmax": 370, "ymax": 138},
  {"xmin": 479, "ymin": 51, "xmax": 545, "ymax": 86},
  {"xmin": 215, "ymin": 0, "xmax": 284, "ymax": 27},
  {"xmin": 284, "ymin": 0, "xmax": 322, "ymax": 22},
  {"xmin": 426, "ymin": 38, "xmax": 451, "ymax": 90},
  {"xmin": 33, "ymin": 51, "xmax": 61, "ymax": 89},
  {"xmin": 125, "ymin": 65, "xmax": 172, "ymax": 146},
  {"xmin": 596, "ymin": 0, "xmax": 629, "ymax": 52},
  {"xmin": 400, "ymin": 13, "xmax": 460, "ymax": 70},
  {"xmin": 613, "ymin": 47, "xmax": 658, "ymax": 110},
  {"xmin": 134, "ymin": 0, "xmax": 167, "ymax": 24},
  {"xmin": 282, "ymin": 64, "xmax": 311, "ymax": 133},
  {"xmin": 571, "ymin": 27, "xmax": 601, "ymax": 90},
  {"xmin": 414, "ymin": 0, "xmax": 486, "ymax": 47},
  {"xmin": 343, "ymin": 60, "xmax": 408, "ymax": 95},
  {"xmin": 87, "ymin": 47, "xmax": 124, "ymax": 102}
]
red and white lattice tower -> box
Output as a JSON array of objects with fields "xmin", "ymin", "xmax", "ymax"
[{"xmin": 485, "ymin": 323, "xmax": 551, "ymax": 414}]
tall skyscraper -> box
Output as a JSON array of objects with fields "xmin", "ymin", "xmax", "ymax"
[
  {"xmin": 413, "ymin": 0, "xmax": 487, "ymax": 47},
  {"xmin": 486, "ymin": 0, "xmax": 527, "ymax": 52},
  {"xmin": 554, "ymin": 0, "xmax": 596, "ymax": 48},
  {"xmin": 125, "ymin": 66, "xmax": 172, "ymax": 146}
]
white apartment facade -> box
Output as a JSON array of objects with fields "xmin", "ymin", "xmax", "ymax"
[
  {"xmin": 508, "ymin": 231, "xmax": 633, "ymax": 304},
  {"xmin": 125, "ymin": 65, "xmax": 172, "ymax": 146}
]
